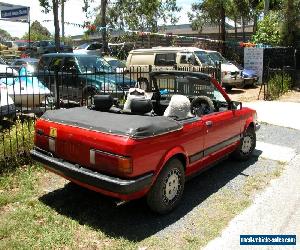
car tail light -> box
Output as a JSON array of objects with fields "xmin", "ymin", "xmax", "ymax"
[{"xmin": 90, "ymin": 149, "xmax": 133, "ymax": 174}]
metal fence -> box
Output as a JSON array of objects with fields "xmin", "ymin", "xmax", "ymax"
[
  {"xmin": 0, "ymin": 64, "xmax": 220, "ymax": 170},
  {"xmin": 259, "ymin": 65, "xmax": 296, "ymax": 100}
]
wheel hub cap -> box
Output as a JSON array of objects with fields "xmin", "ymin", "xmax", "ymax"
[
  {"xmin": 241, "ymin": 136, "xmax": 252, "ymax": 154},
  {"xmin": 164, "ymin": 170, "xmax": 180, "ymax": 201}
]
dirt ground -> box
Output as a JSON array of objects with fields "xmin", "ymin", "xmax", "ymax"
[{"xmin": 227, "ymin": 85, "xmax": 300, "ymax": 103}]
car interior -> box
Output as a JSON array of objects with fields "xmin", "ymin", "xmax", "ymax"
[{"xmin": 90, "ymin": 73, "xmax": 231, "ymax": 121}]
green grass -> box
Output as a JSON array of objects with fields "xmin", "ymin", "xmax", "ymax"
[{"xmin": 0, "ymin": 161, "xmax": 285, "ymax": 249}]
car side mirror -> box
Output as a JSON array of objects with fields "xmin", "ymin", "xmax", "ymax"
[{"xmin": 230, "ymin": 101, "xmax": 242, "ymax": 110}]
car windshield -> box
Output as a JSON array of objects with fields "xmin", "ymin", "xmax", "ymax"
[
  {"xmin": 153, "ymin": 75, "xmax": 227, "ymax": 103},
  {"xmin": 15, "ymin": 42, "xmax": 27, "ymax": 47},
  {"xmin": 208, "ymin": 52, "xmax": 228, "ymax": 63},
  {"xmin": 76, "ymin": 56, "xmax": 111, "ymax": 73},
  {"xmin": 0, "ymin": 57, "xmax": 6, "ymax": 65},
  {"xmin": 106, "ymin": 59, "xmax": 125, "ymax": 68},
  {"xmin": 194, "ymin": 51, "xmax": 215, "ymax": 66},
  {"xmin": 77, "ymin": 43, "xmax": 89, "ymax": 49}
]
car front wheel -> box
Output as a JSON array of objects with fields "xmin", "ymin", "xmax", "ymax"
[
  {"xmin": 232, "ymin": 126, "xmax": 256, "ymax": 160},
  {"xmin": 147, "ymin": 158, "xmax": 185, "ymax": 214}
]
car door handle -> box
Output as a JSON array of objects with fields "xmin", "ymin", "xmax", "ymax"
[{"xmin": 205, "ymin": 121, "xmax": 213, "ymax": 127}]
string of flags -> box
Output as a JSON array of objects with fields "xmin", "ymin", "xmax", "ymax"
[{"xmin": 43, "ymin": 20, "xmax": 268, "ymax": 48}]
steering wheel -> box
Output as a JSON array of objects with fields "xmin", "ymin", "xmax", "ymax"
[{"xmin": 191, "ymin": 96, "xmax": 215, "ymax": 116}]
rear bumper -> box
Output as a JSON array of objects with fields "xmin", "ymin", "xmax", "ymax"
[
  {"xmin": 244, "ymin": 77, "xmax": 258, "ymax": 85},
  {"xmin": 30, "ymin": 148, "xmax": 153, "ymax": 195},
  {"xmin": 222, "ymin": 77, "xmax": 244, "ymax": 87}
]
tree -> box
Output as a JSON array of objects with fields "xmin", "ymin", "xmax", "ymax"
[
  {"xmin": 188, "ymin": 0, "xmax": 226, "ymax": 52},
  {"xmin": 281, "ymin": 0, "xmax": 300, "ymax": 46},
  {"xmin": 252, "ymin": 11, "xmax": 282, "ymax": 45},
  {"xmin": 100, "ymin": 0, "xmax": 108, "ymax": 53},
  {"xmin": 22, "ymin": 21, "xmax": 52, "ymax": 41},
  {"xmin": 252, "ymin": 0, "xmax": 300, "ymax": 47},
  {"xmin": 0, "ymin": 28, "xmax": 12, "ymax": 40},
  {"xmin": 104, "ymin": 0, "xmax": 181, "ymax": 32},
  {"xmin": 234, "ymin": 0, "xmax": 251, "ymax": 42},
  {"xmin": 39, "ymin": 0, "xmax": 60, "ymax": 51}
]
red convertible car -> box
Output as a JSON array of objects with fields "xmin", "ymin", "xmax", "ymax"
[{"xmin": 31, "ymin": 71, "xmax": 260, "ymax": 214}]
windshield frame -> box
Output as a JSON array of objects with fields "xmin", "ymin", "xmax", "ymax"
[
  {"xmin": 207, "ymin": 51, "xmax": 228, "ymax": 64},
  {"xmin": 76, "ymin": 55, "xmax": 112, "ymax": 73},
  {"xmin": 194, "ymin": 51, "xmax": 215, "ymax": 66}
]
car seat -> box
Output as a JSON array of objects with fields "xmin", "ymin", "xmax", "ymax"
[
  {"xmin": 163, "ymin": 95, "xmax": 193, "ymax": 120},
  {"xmin": 93, "ymin": 95, "xmax": 114, "ymax": 111},
  {"xmin": 123, "ymin": 88, "xmax": 146, "ymax": 111},
  {"xmin": 130, "ymin": 99, "xmax": 153, "ymax": 115}
]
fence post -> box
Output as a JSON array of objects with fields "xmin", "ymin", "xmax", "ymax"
[
  {"xmin": 281, "ymin": 66, "xmax": 284, "ymax": 97},
  {"xmin": 54, "ymin": 69, "xmax": 60, "ymax": 109}
]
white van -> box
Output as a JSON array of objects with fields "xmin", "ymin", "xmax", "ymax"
[
  {"xmin": 126, "ymin": 47, "xmax": 213, "ymax": 83},
  {"xmin": 126, "ymin": 47, "xmax": 243, "ymax": 90},
  {"xmin": 205, "ymin": 50, "xmax": 244, "ymax": 91}
]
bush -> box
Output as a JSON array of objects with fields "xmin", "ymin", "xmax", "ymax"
[
  {"xmin": 0, "ymin": 119, "xmax": 35, "ymax": 173},
  {"xmin": 267, "ymin": 73, "xmax": 292, "ymax": 100}
]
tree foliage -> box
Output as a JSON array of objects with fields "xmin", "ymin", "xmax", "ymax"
[
  {"xmin": 188, "ymin": 0, "xmax": 224, "ymax": 31},
  {"xmin": 100, "ymin": 0, "xmax": 181, "ymax": 32},
  {"xmin": 22, "ymin": 21, "xmax": 52, "ymax": 41},
  {"xmin": 39, "ymin": 0, "xmax": 60, "ymax": 50},
  {"xmin": 280, "ymin": 0, "xmax": 300, "ymax": 46},
  {"xmin": 0, "ymin": 28, "xmax": 12, "ymax": 40},
  {"xmin": 252, "ymin": 0, "xmax": 300, "ymax": 46},
  {"xmin": 252, "ymin": 11, "xmax": 282, "ymax": 45}
]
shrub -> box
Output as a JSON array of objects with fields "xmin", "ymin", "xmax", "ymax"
[
  {"xmin": 267, "ymin": 73, "xmax": 292, "ymax": 100},
  {"xmin": 0, "ymin": 119, "xmax": 35, "ymax": 173}
]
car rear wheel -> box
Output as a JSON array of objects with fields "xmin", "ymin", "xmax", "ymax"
[
  {"xmin": 232, "ymin": 126, "xmax": 256, "ymax": 160},
  {"xmin": 147, "ymin": 158, "xmax": 185, "ymax": 214}
]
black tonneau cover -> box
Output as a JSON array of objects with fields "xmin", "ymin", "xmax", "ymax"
[{"xmin": 41, "ymin": 107, "xmax": 182, "ymax": 138}]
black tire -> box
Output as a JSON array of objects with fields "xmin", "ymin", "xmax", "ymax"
[
  {"xmin": 191, "ymin": 96, "xmax": 215, "ymax": 116},
  {"xmin": 147, "ymin": 158, "xmax": 185, "ymax": 214},
  {"xmin": 225, "ymin": 86, "xmax": 233, "ymax": 92},
  {"xmin": 232, "ymin": 126, "xmax": 256, "ymax": 161}
]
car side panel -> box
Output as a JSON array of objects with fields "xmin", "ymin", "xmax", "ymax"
[{"xmin": 128, "ymin": 119, "xmax": 206, "ymax": 177}]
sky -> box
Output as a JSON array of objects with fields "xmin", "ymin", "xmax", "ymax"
[{"xmin": 0, "ymin": 0, "xmax": 194, "ymax": 38}]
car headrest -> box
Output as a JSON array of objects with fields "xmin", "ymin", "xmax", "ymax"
[
  {"xmin": 94, "ymin": 95, "xmax": 114, "ymax": 111},
  {"xmin": 163, "ymin": 95, "xmax": 193, "ymax": 119},
  {"xmin": 130, "ymin": 99, "xmax": 153, "ymax": 115}
]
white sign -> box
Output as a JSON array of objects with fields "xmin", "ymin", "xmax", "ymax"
[
  {"xmin": 244, "ymin": 48, "xmax": 264, "ymax": 83},
  {"xmin": 0, "ymin": 2, "xmax": 29, "ymax": 22}
]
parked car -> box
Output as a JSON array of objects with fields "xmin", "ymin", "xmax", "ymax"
[
  {"xmin": 0, "ymin": 63, "xmax": 18, "ymax": 78},
  {"xmin": 31, "ymin": 71, "xmax": 259, "ymax": 214},
  {"xmin": 2, "ymin": 40, "xmax": 31, "ymax": 51},
  {"xmin": 242, "ymin": 69, "xmax": 258, "ymax": 86},
  {"xmin": 0, "ymin": 83, "xmax": 15, "ymax": 119},
  {"xmin": 205, "ymin": 50, "xmax": 244, "ymax": 91},
  {"xmin": 11, "ymin": 58, "xmax": 39, "ymax": 76},
  {"xmin": 74, "ymin": 42, "xmax": 103, "ymax": 56},
  {"xmin": 1, "ymin": 67, "xmax": 51, "ymax": 108},
  {"xmin": 231, "ymin": 61, "xmax": 259, "ymax": 87},
  {"xmin": 37, "ymin": 53, "xmax": 135, "ymax": 100},
  {"xmin": 0, "ymin": 56, "xmax": 7, "ymax": 65},
  {"xmin": 32, "ymin": 40, "xmax": 73, "ymax": 55},
  {"xmin": 104, "ymin": 57, "xmax": 127, "ymax": 73},
  {"xmin": 126, "ymin": 47, "xmax": 215, "ymax": 83}
]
